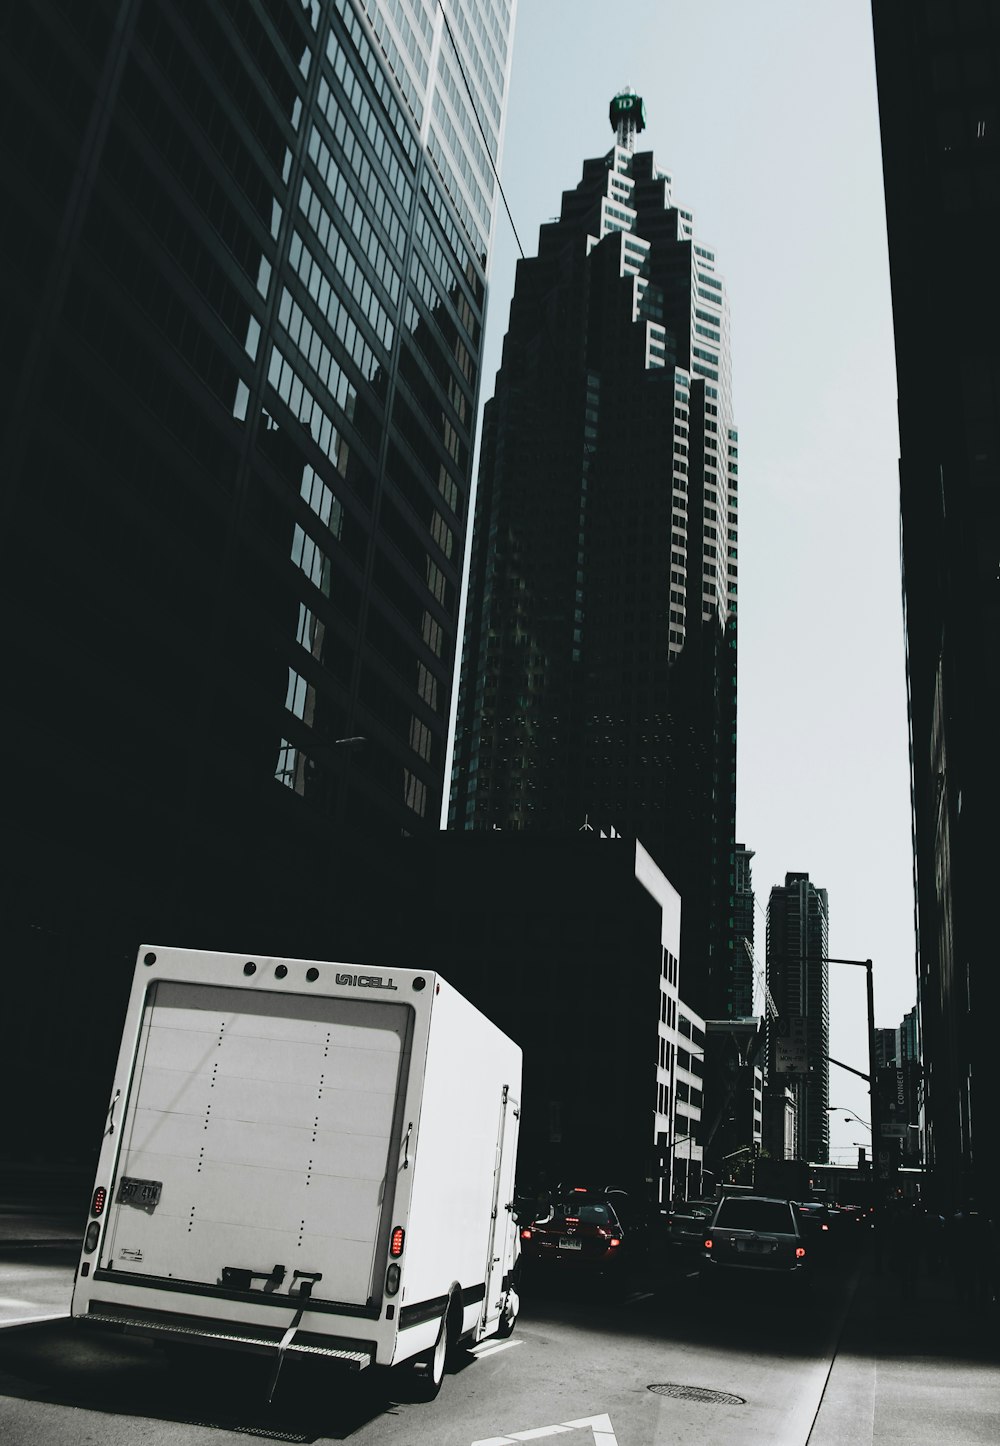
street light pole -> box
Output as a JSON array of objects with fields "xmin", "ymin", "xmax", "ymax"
[
  {"xmin": 822, "ymin": 957, "xmax": 880, "ymax": 1188},
  {"xmin": 769, "ymin": 954, "xmax": 880, "ymax": 1198}
]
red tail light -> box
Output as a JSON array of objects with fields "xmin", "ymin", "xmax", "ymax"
[
  {"xmin": 704, "ymin": 1237, "xmax": 713, "ymax": 1250},
  {"xmin": 520, "ymin": 1227, "xmax": 533, "ymax": 1240},
  {"xmin": 390, "ymin": 1226, "xmax": 405, "ymax": 1258},
  {"xmin": 609, "ymin": 1237, "xmax": 621, "ymax": 1247},
  {"xmin": 91, "ymin": 1187, "xmax": 107, "ymax": 1218},
  {"xmin": 564, "ymin": 1216, "xmax": 579, "ymax": 1224},
  {"xmin": 821, "ymin": 1224, "xmax": 829, "ymax": 1231},
  {"xmin": 796, "ymin": 1246, "xmax": 806, "ymax": 1259}
]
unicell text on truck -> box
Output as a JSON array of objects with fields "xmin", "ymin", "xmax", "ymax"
[{"xmin": 71, "ymin": 944, "xmax": 522, "ymax": 1401}]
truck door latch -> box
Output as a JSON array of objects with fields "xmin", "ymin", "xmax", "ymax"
[{"xmin": 220, "ymin": 1264, "xmax": 286, "ymax": 1293}]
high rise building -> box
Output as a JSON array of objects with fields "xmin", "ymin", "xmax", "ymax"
[
  {"xmin": 766, "ymin": 872, "xmax": 830, "ymax": 1163},
  {"xmin": 0, "ymin": 0, "xmax": 517, "ymax": 1159},
  {"xmin": 872, "ymin": 0, "xmax": 999, "ymax": 1209},
  {"xmin": 449, "ymin": 91, "xmax": 739, "ymax": 1018},
  {"xmin": 732, "ymin": 842, "xmax": 756, "ymax": 1018}
]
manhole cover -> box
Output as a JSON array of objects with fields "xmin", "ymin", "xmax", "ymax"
[{"xmin": 648, "ymin": 1383, "xmax": 747, "ymax": 1405}]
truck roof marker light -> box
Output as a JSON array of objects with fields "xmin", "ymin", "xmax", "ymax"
[
  {"xmin": 412, "ymin": 977, "xmax": 426, "ymax": 991},
  {"xmin": 243, "ymin": 962, "xmax": 256, "ymax": 976},
  {"xmin": 91, "ymin": 1186, "xmax": 107, "ymax": 1217},
  {"xmin": 306, "ymin": 968, "xmax": 319, "ymax": 982},
  {"xmin": 390, "ymin": 1226, "xmax": 405, "ymax": 1257},
  {"xmin": 143, "ymin": 953, "xmax": 156, "ymax": 966}
]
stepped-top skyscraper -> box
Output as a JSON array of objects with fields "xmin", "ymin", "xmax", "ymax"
[
  {"xmin": 450, "ymin": 92, "xmax": 739, "ymax": 1016},
  {"xmin": 1, "ymin": 0, "xmax": 517, "ymax": 1160}
]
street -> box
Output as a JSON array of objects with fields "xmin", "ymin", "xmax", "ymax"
[{"xmin": 0, "ymin": 1256, "xmax": 859, "ymax": 1446}]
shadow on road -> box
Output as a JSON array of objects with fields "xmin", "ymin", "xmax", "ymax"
[
  {"xmin": 519, "ymin": 1248, "xmax": 862, "ymax": 1361},
  {"xmin": 0, "ymin": 1320, "xmax": 430, "ymax": 1443}
]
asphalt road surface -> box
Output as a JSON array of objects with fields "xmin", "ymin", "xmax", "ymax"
[{"xmin": 0, "ymin": 1255, "xmax": 861, "ymax": 1446}]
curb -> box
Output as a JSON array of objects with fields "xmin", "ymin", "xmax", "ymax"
[
  {"xmin": 0, "ymin": 1240, "xmax": 79, "ymax": 1256},
  {"xmin": 0, "ymin": 1312, "xmax": 71, "ymax": 1333}
]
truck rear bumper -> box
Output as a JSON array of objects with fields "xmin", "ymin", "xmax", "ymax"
[{"xmin": 79, "ymin": 1298, "xmax": 376, "ymax": 1370}]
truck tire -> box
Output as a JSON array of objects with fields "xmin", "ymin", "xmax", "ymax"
[
  {"xmin": 494, "ymin": 1285, "xmax": 519, "ymax": 1337},
  {"xmin": 410, "ymin": 1304, "xmax": 450, "ymax": 1401}
]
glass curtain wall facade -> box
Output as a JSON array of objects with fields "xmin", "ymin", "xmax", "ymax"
[
  {"xmin": 449, "ymin": 117, "xmax": 739, "ymax": 1019},
  {"xmin": 765, "ymin": 872, "xmax": 830, "ymax": 1163},
  {"xmin": 0, "ymin": 0, "xmax": 516, "ymax": 1161}
]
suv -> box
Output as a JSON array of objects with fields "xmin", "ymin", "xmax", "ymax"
[{"xmin": 701, "ymin": 1194, "xmax": 808, "ymax": 1286}]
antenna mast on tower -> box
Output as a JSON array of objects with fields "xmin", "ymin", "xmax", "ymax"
[{"xmin": 609, "ymin": 87, "xmax": 647, "ymax": 153}]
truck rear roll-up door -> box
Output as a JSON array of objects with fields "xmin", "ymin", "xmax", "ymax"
[{"xmin": 101, "ymin": 982, "xmax": 411, "ymax": 1308}]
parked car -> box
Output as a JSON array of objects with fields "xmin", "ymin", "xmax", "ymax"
[
  {"xmin": 701, "ymin": 1194, "xmax": 808, "ymax": 1288},
  {"xmin": 796, "ymin": 1201, "xmax": 838, "ymax": 1262},
  {"xmin": 660, "ymin": 1199, "xmax": 717, "ymax": 1264},
  {"xmin": 520, "ymin": 1189, "xmax": 642, "ymax": 1283}
]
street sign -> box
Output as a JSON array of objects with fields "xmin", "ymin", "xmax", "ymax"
[
  {"xmin": 774, "ymin": 1015, "xmax": 809, "ymax": 1076},
  {"xmin": 880, "ymin": 1123, "xmax": 908, "ymax": 1138}
]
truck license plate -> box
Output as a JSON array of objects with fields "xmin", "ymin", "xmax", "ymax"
[
  {"xmin": 559, "ymin": 1237, "xmax": 582, "ymax": 1250},
  {"xmin": 115, "ymin": 1176, "xmax": 162, "ymax": 1210}
]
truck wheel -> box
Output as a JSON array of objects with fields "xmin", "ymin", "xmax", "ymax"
[
  {"xmin": 495, "ymin": 1286, "xmax": 519, "ymax": 1338},
  {"xmin": 411, "ymin": 1310, "xmax": 449, "ymax": 1401}
]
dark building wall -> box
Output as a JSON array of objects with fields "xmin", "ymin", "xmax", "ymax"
[
  {"xmin": 872, "ymin": 0, "xmax": 1000, "ymax": 1209},
  {"xmin": 0, "ymin": 0, "xmax": 493, "ymax": 1161},
  {"xmin": 450, "ymin": 139, "xmax": 739, "ymax": 1024},
  {"xmin": 353, "ymin": 832, "xmax": 669, "ymax": 1193}
]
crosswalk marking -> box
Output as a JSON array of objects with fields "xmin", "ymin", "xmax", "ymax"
[
  {"xmin": 470, "ymin": 1338, "xmax": 523, "ymax": 1360},
  {"xmin": 472, "ymin": 1412, "xmax": 618, "ymax": 1445}
]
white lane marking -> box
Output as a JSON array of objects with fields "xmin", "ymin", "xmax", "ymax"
[
  {"xmin": 472, "ymin": 1412, "xmax": 618, "ymax": 1446},
  {"xmin": 624, "ymin": 1290, "xmax": 653, "ymax": 1304},
  {"xmin": 470, "ymin": 1338, "xmax": 523, "ymax": 1359}
]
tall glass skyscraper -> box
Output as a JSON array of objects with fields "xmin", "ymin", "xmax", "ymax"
[
  {"xmin": 449, "ymin": 93, "xmax": 739, "ymax": 1018},
  {"xmin": 765, "ymin": 872, "xmax": 830, "ymax": 1164},
  {"xmin": 0, "ymin": 0, "xmax": 517, "ymax": 1158}
]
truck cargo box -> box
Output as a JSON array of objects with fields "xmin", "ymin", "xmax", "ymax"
[{"xmin": 72, "ymin": 946, "xmax": 522, "ymax": 1398}]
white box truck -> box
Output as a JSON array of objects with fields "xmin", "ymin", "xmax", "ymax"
[{"xmin": 71, "ymin": 945, "xmax": 522, "ymax": 1399}]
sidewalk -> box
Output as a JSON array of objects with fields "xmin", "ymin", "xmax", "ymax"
[
  {"xmin": 810, "ymin": 1252, "xmax": 1000, "ymax": 1444},
  {"xmin": 0, "ymin": 1163, "xmax": 88, "ymax": 1255},
  {"xmin": 0, "ymin": 1167, "xmax": 86, "ymax": 1329}
]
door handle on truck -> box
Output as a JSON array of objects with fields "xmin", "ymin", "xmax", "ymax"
[
  {"xmin": 402, "ymin": 1122, "xmax": 412, "ymax": 1169},
  {"xmin": 105, "ymin": 1090, "xmax": 121, "ymax": 1137}
]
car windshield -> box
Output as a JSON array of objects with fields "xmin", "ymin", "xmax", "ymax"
[
  {"xmin": 716, "ymin": 1199, "xmax": 794, "ymax": 1233},
  {"xmin": 556, "ymin": 1203, "xmax": 615, "ymax": 1226}
]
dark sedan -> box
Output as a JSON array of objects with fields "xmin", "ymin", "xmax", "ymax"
[{"xmin": 520, "ymin": 1193, "xmax": 635, "ymax": 1281}]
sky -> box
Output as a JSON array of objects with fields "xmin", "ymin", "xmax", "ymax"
[{"xmin": 454, "ymin": 0, "xmax": 912, "ymax": 1164}]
